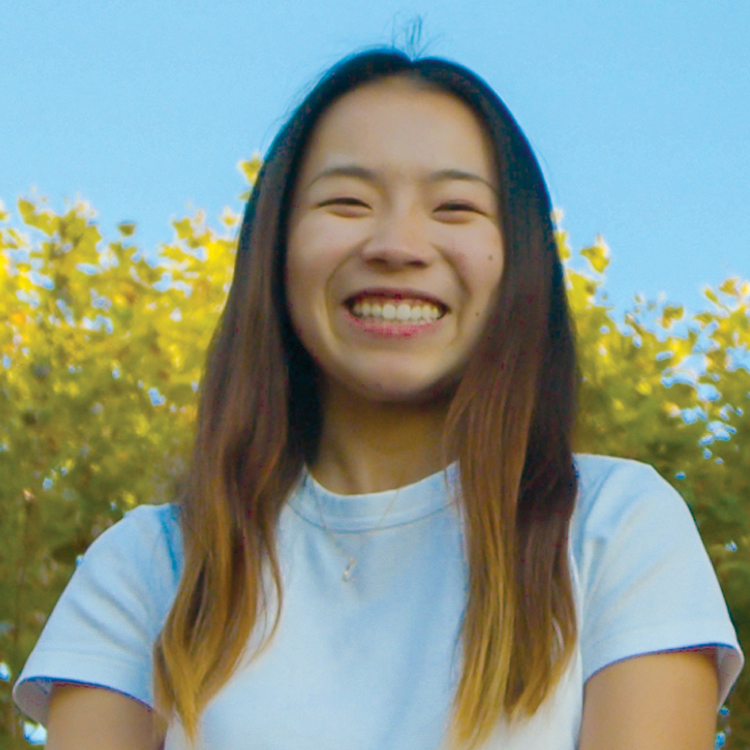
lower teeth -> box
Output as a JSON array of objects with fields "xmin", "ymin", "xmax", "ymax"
[{"xmin": 351, "ymin": 310, "xmax": 440, "ymax": 322}]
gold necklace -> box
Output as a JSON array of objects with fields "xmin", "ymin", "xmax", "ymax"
[{"xmin": 307, "ymin": 472, "xmax": 402, "ymax": 582}]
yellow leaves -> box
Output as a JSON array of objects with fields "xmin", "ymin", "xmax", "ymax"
[
  {"xmin": 70, "ymin": 227, "xmax": 102, "ymax": 266},
  {"xmin": 703, "ymin": 286, "xmax": 719, "ymax": 305},
  {"xmin": 0, "ymin": 226, "xmax": 26, "ymax": 252},
  {"xmin": 160, "ymin": 241, "xmax": 192, "ymax": 265},
  {"xmin": 664, "ymin": 402, "xmax": 682, "ymax": 418},
  {"xmin": 580, "ymin": 236, "xmax": 610, "ymax": 274},
  {"xmin": 659, "ymin": 305, "xmax": 683, "ymax": 328},
  {"xmin": 238, "ymin": 154, "xmax": 262, "ymax": 201},
  {"xmin": 635, "ymin": 380, "xmax": 653, "ymax": 396},
  {"xmin": 172, "ymin": 217, "xmax": 193, "ymax": 242},
  {"xmin": 173, "ymin": 212, "xmax": 211, "ymax": 249},
  {"xmin": 559, "ymin": 223, "xmax": 611, "ymax": 317},
  {"xmin": 121, "ymin": 491, "xmax": 138, "ymax": 509},
  {"xmin": 554, "ymin": 229, "xmax": 571, "ymax": 262},
  {"xmin": 695, "ymin": 311, "xmax": 715, "ymax": 326},
  {"xmin": 9, "ymin": 311, "xmax": 27, "ymax": 328},
  {"xmin": 59, "ymin": 212, "xmax": 88, "ymax": 243},
  {"xmin": 18, "ymin": 198, "xmax": 68, "ymax": 237},
  {"xmin": 220, "ymin": 206, "xmax": 241, "ymax": 230},
  {"xmin": 238, "ymin": 154, "xmax": 262, "ymax": 186},
  {"xmin": 18, "ymin": 198, "xmax": 60, "ymax": 236},
  {"xmin": 117, "ymin": 222, "xmax": 136, "ymax": 237},
  {"xmin": 718, "ymin": 278, "xmax": 750, "ymax": 306},
  {"xmin": 565, "ymin": 271, "xmax": 601, "ymax": 314}
]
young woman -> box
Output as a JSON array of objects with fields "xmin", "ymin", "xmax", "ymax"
[{"xmin": 14, "ymin": 49, "xmax": 743, "ymax": 750}]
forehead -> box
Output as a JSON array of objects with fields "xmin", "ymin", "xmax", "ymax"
[{"xmin": 297, "ymin": 77, "xmax": 496, "ymax": 182}]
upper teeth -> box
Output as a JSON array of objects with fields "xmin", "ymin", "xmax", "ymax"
[{"xmin": 350, "ymin": 298, "xmax": 443, "ymax": 322}]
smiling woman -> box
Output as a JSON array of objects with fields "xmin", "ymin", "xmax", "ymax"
[{"xmin": 12, "ymin": 49, "xmax": 744, "ymax": 750}]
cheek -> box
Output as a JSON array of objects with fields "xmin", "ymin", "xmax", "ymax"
[
  {"xmin": 475, "ymin": 227, "xmax": 505, "ymax": 290},
  {"xmin": 286, "ymin": 219, "xmax": 352, "ymax": 288},
  {"xmin": 286, "ymin": 220, "xmax": 326, "ymax": 289},
  {"xmin": 451, "ymin": 239, "xmax": 504, "ymax": 310},
  {"xmin": 285, "ymin": 232, "xmax": 337, "ymax": 348},
  {"xmin": 284, "ymin": 278, "xmax": 319, "ymax": 362},
  {"xmin": 284, "ymin": 238, "xmax": 317, "ymax": 334}
]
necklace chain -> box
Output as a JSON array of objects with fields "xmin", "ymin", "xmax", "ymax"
[{"xmin": 307, "ymin": 472, "xmax": 402, "ymax": 583}]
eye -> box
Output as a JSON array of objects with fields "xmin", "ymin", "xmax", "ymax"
[
  {"xmin": 436, "ymin": 202, "xmax": 478, "ymax": 212},
  {"xmin": 318, "ymin": 197, "xmax": 371, "ymax": 212},
  {"xmin": 434, "ymin": 201, "xmax": 485, "ymax": 221}
]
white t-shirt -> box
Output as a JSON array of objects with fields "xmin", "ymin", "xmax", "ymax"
[{"xmin": 13, "ymin": 454, "xmax": 744, "ymax": 749}]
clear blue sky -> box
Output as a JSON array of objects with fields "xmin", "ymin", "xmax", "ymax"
[{"xmin": 2, "ymin": 0, "xmax": 748, "ymax": 318}]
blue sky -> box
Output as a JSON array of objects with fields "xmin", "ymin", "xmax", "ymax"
[{"xmin": 2, "ymin": 0, "xmax": 748, "ymax": 318}]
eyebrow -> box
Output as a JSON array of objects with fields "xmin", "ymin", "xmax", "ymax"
[
  {"xmin": 306, "ymin": 164, "xmax": 497, "ymax": 194},
  {"xmin": 427, "ymin": 169, "xmax": 497, "ymax": 194}
]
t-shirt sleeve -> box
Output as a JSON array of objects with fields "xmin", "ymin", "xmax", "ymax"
[
  {"xmin": 12, "ymin": 503, "xmax": 183, "ymax": 726},
  {"xmin": 573, "ymin": 455, "xmax": 744, "ymax": 709}
]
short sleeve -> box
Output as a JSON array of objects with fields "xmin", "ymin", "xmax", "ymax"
[
  {"xmin": 12, "ymin": 503, "xmax": 183, "ymax": 725},
  {"xmin": 571, "ymin": 455, "xmax": 744, "ymax": 709}
]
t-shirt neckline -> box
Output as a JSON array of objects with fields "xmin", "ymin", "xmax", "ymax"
[{"xmin": 289, "ymin": 462, "xmax": 459, "ymax": 533}]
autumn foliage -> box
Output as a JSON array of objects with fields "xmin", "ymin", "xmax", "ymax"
[{"xmin": 1, "ymin": 161, "xmax": 748, "ymax": 747}]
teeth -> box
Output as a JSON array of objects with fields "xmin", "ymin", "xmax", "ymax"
[{"xmin": 349, "ymin": 297, "xmax": 443, "ymax": 322}]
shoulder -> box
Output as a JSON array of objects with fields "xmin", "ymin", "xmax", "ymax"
[
  {"xmin": 570, "ymin": 454, "xmax": 687, "ymax": 545},
  {"xmin": 85, "ymin": 502, "xmax": 183, "ymax": 569},
  {"xmin": 13, "ymin": 503, "xmax": 184, "ymax": 724},
  {"xmin": 79, "ymin": 502, "xmax": 184, "ymax": 617},
  {"xmin": 569, "ymin": 452, "xmax": 700, "ymax": 583},
  {"xmin": 570, "ymin": 454, "xmax": 744, "ymax": 704},
  {"xmin": 572, "ymin": 453, "xmax": 673, "ymax": 510},
  {"xmin": 49, "ymin": 501, "xmax": 184, "ymax": 630}
]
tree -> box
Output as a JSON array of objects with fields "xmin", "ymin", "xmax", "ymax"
[
  {"xmin": 561, "ymin": 223, "xmax": 750, "ymax": 746},
  {"xmin": 0, "ymin": 173, "xmax": 243, "ymax": 744},
  {"xmin": 1, "ymin": 166, "xmax": 747, "ymax": 747}
]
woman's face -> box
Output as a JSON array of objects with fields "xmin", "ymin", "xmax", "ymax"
[{"xmin": 285, "ymin": 76, "xmax": 504, "ymax": 404}]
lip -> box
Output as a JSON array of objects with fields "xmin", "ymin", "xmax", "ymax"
[{"xmin": 343, "ymin": 287, "xmax": 449, "ymax": 312}]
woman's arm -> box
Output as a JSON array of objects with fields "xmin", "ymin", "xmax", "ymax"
[
  {"xmin": 45, "ymin": 683, "xmax": 165, "ymax": 750},
  {"xmin": 578, "ymin": 647, "xmax": 719, "ymax": 750}
]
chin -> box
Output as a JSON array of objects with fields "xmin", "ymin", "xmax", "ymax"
[{"xmin": 351, "ymin": 374, "xmax": 460, "ymax": 405}]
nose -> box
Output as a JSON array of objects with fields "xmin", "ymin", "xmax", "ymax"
[{"xmin": 359, "ymin": 206, "xmax": 436, "ymax": 270}]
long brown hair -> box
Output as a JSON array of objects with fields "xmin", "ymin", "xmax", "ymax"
[{"xmin": 153, "ymin": 49, "xmax": 579, "ymax": 750}]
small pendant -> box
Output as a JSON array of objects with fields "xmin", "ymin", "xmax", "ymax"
[{"xmin": 342, "ymin": 558, "xmax": 356, "ymax": 582}]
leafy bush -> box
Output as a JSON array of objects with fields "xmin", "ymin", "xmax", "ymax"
[{"xmin": 1, "ymin": 165, "xmax": 747, "ymax": 746}]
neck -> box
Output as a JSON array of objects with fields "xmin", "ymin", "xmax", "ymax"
[{"xmin": 309, "ymin": 385, "xmax": 452, "ymax": 495}]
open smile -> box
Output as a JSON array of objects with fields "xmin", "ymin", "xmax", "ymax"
[{"xmin": 344, "ymin": 293, "xmax": 448, "ymax": 324}]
